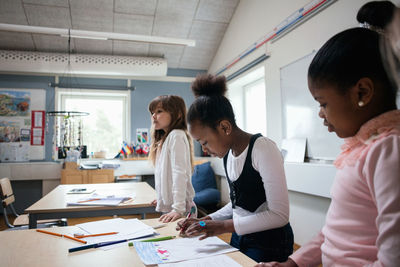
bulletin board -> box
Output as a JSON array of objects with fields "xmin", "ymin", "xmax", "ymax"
[
  {"xmin": 280, "ymin": 51, "xmax": 343, "ymax": 160},
  {"xmin": 0, "ymin": 88, "xmax": 46, "ymax": 161}
]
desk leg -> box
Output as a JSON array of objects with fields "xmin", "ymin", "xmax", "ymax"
[
  {"xmin": 29, "ymin": 214, "xmax": 37, "ymax": 229},
  {"xmin": 141, "ymin": 213, "xmax": 146, "ymax": 219}
]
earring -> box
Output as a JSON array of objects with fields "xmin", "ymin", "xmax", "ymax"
[{"xmin": 358, "ymin": 101, "xmax": 364, "ymax": 107}]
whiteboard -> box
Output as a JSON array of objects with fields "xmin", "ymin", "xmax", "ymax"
[{"xmin": 280, "ymin": 51, "xmax": 342, "ymax": 160}]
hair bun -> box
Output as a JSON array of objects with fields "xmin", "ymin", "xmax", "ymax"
[
  {"xmin": 191, "ymin": 74, "xmax": 228, "ymax": 97},
  {"xmin": 357, "ymin": 1, "xmax": 396, "ymax": 29}
]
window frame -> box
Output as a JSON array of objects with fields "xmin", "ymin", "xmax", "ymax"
[{"xmin": 55, "ymin": 88, "xmax": 131, "ymax": 151}]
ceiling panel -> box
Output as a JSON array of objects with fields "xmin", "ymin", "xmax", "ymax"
[
  {"xmin": 0, "ymin": 32, "xmax": 35, "ymax": 51},
  {"xmin": 0, "ymin": 0, "xmax": 240, "ymax": 71},
  {"xmin": 152, "ymin": 0, "xmax": 198, "ymax": 38},
  {"xmin": 22, "ymin": 0, "xmax": 69, "ymax": 7},
  {"xmin": 70, "ymin": 0, "xmax": 114, "ymax": 31},
  {"xmin": 113, "ymin": 13, "xmax": 153, "ymax": 35},
  {"xmin": 0, "ymin": 0, "xmax": 28, "ymax": 25},
  {"xmin": 180, "ymin": 20, "xmax": 228, "ymax": 69},
  {"xmin": 195, "ymin": 0, "xmax": 239, "ymax": 23},
  {"xmin": 149, "ymin": 44, "xmax": 185, "ymax": 68},
  {"xmin": 113, "ymin": 41, "xmax": 149, "ymax": 57},
  {"xmin": 24, "ymin": 4, "xmax": 71, "ymax": 28},
  {"xmin": 114, "ymin": 0, "xmax": 157, "ymax": 16}
]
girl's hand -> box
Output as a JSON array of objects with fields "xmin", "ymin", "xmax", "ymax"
[
  {"xmin": 254, "ymin": 259, "xmax": 298, "ymax": 267},
  {"xmin": 185, "ymin": 219, "xmax": 234, "ymax": 240},
  {"xmin": 159, "ymin": 211, "xmax": 182, "ymax": 222},
  {"xmin": 150, "ymin": 199, "xmax": 157, "ymax": 206},
  {"xmin": 176, "ymin": 218, "xmax": 202, "ymax": 236}
]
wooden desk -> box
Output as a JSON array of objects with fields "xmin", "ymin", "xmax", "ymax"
[
  {"xmin": 25, "ymin": 182, "xmax": 156, "ymax": 229},
  {"xmin": 0, "ymin": 219, "xmax": 257, "ymax": 267}
]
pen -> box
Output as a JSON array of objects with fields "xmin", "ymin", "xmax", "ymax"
[
  {"xmin": 36, "ymin": 229, "xmax": 87, "ymax": 244},
  {"xmin": 140, "ymin": 235, "xmax": 175, "ymax": 242},
  {"xmin": 180, "ymin": 206, "xmax": 196, "ymax": 235},
  {"xmin": 69, "ymin": 233, "xmax": 156, "ymax": 253},
  {"xmin": 69, "ymin": 239, "xmax": 127, "ymax": 253},
  {"xmin": 74, "ymin": 232, "xmax": 118, "ymax": 238}
]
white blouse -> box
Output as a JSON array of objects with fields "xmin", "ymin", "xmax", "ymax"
[
  {"xmin": 154, "ymin": 129, "xmax": 195, "ymax": 215},
  {"xmin": 209, "ymin": 136, "xmax": 290, "ymax": 235}
]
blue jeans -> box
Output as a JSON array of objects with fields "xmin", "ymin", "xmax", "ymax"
[{"xmin": 230, "ymin": 223, "xmax": 294, "ymax": 263}]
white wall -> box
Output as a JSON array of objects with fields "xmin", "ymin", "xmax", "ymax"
[{"xmin": 208, "ymin": 0, "xmax": 400, "ymax": 245}]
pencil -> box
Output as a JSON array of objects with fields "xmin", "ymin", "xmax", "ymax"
[
  {"xmin": 63, "ymin": 234, "xmax": 87, "ymax": 244},
  {"xmin": 36, "ymin": 229, "xmax": 87, "ymax": 244},
  {"xmin": 36, "ymin": 229, "xmax": 63, "ymax": 237},
  {"xmin": 75, "ymin": 232, "xmax": 118, "ymax": 238},
  {"xmin": 77, "ymin": 198, "xmax": 101, "ymax": 203},
  {"xmin": 140, "ymin": 236, "xmax": 175, "ymax": 242}
]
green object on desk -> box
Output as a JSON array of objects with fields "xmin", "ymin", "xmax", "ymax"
[{"xmin": 141, "ymin": 236, "xmax": 175, "ymax": 242}]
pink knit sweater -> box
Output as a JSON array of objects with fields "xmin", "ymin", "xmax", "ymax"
[{"xmin": 290, "ymin": 110, "xmax": 400, "ymax": 267}]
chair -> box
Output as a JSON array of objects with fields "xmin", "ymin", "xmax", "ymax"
[
  {"xmin": 0, "ymin": 177, "xmax": 67, "ymax": 229},
  {"xmin": 191, "ymin": 161, "xmax": 221, "ymax": 217}
]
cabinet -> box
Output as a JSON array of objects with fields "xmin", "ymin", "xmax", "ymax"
[{"xmin": 61, "ymin": 163, "xmax": 114, "ymax": 184}]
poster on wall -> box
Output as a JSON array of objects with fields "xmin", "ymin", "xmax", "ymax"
[
  {"xmin": 0, "ymin": 90, "xmax": 30, "ymax": 116},
  {"xmin": 0, "ymin": 88, "xmax": 45, "ymax": 161},
  {"xmin": 31, "ymin": 110, "xmax": 45, "ymax": 146}
]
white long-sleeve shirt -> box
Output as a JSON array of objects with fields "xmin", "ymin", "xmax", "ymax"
[
  {"xmin": 154, "ymin": 129, "xmax": 195, "ymax": 215},
  {"xmin": 209, "ymin": 136, "xmax": 290, "ymax": 235}
]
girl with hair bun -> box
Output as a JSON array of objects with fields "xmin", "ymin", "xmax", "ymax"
[
  {"xmin": 177, "ymin": 74, "xmax": 294, "ymax": 263},
  {"xmin": 257, "ymin": 1, "xmax": 400, "ymax": 267},
  {"xmin": 148, "ymin": 95, "xmax": 196, "ymax": 223}
]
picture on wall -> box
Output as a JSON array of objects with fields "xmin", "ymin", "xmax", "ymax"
[{"xmin": 0, "ymin": 90, "xmax": 31, "ymax": 116}]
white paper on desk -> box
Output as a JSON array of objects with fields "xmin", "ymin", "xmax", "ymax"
[
  {"xmin": 75, "ymin": 218, "xmax": 156, "ymax": 251},
  {"xmin": 66, "ymin": 193, "xmax": 135, "ymax": 206},
  {"xmin": 77, "ymin": 218, "xmax": 155, "ymax": 237},
  {"xmin": 158, "ymin": 254, "xmax": 243, "ymax": 267},
  {"xmin": 134, "ymin": 236, "xmax": 238, "ymax": 265}
]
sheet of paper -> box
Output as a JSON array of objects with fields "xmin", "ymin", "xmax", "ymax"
[
  {"xmin": 76, "ymin": 218, "xmax": 154, "ymax": 237},
  {"xmin": 66, "ymin": 193, "xmax": 134, "ymax": 206},
  {"xmin": 73, "ymin": 218, "xmax": 157, "ymax": 251},
  {"xmin": 281, "ymin": 138, "xmax": 306, "ymax": 163},
  {"xmin": 134, "ymin": 236, "xmax": 238, "ymax": 265},
  {"xmin": 158, "ymin": 254, "xmax": 243, "ymax": 267}
]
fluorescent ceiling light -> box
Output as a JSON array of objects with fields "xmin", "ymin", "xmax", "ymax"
[
  {"xmin": 60, "ymin": 34, "xmax": 108, "ymax": 40},
  {"xmin": 0, "ymin": 23, "xmax": 195, "ymax": 47}
]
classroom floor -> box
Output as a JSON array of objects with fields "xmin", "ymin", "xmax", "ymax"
[{"xmin": 0, "ymin": 213, "xmax": 233, "ymax": 243}]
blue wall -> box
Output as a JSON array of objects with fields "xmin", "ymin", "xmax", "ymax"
[{"xmin": 0, "ymin": 68, "xmax": 204, "ymax": 161}]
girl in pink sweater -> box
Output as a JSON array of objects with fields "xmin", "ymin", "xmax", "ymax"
[{"xmin": 257, "ymin": 1, "xmax": 400, "ymax": 266}]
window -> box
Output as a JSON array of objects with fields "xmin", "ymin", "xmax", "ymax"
[
  {"xmin": 57, "ymin": 89, "xmax": 130, "ymax": 159},
  {"xmin": 228, "ymin": 66, "xmax": 266, "ymax": 135}
]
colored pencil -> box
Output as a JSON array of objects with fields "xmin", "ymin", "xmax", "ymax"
[
  {"xmin": 77, "ymin": 198, "xmax": 101, "ymax": 203},
  {"xmin": 140, "ymin": 235, "xmax": 175, "ymax": 242},
  {"xmin": 36, "ymin": 229, "xmax": 87, "ymax": 244},
  {"xmin": 36, "ymin": 229, "xmax": 63, "ymax": 237},
  {"xmin": 63, "ymin": 234, "xmax": 87, "ymax": 244},
  {"xmin": 75, "ymin": 232, "xmax": 118, "ymax": 238}
]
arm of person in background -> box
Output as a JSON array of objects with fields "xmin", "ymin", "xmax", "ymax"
[
  {"xmin": 365, "ymin": 135, "xmax": 400, "ymax": 266},
  {"xmin": 159, "ymin": 131, "xmax": 191, "ymax": 222}
]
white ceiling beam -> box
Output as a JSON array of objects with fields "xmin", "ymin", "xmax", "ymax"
[{"xmin": 0, "ymin": 23, "xmax": 196, "ymax": 47}]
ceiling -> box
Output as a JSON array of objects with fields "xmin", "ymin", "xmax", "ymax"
[{"xmin": 0, "ymin": 0, "xmax": 240, "ymax": 71}]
